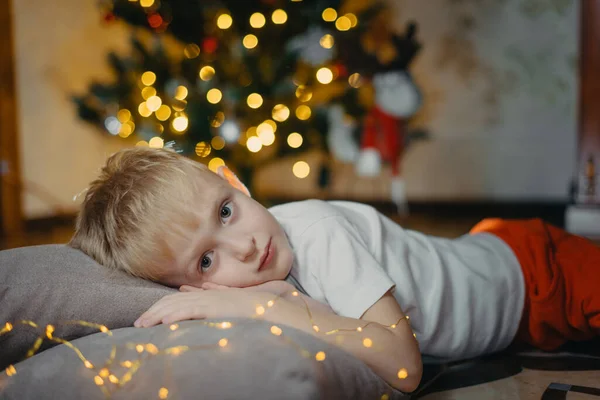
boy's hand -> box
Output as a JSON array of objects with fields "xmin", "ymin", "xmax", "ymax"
[
  {"xmin": 180, "ymin": 281, "xmax": 334, "ymax": 315},
  {"xmin": 134, "ymin": 289, "xmax": 271, "ymax": 328}
]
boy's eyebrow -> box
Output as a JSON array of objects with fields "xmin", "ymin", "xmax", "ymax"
[
  {"xmin": 184, "ymin": 187, "xmax": 227, "ymax": 279},
  {"xmin": 208, "ymin": 189, "xmax": 223, "ymax": 223}
]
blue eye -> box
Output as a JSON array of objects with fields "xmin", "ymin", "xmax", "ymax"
[
  {"xmin": 200, "ymin": 252, "xmax": 213, "ymax": 271},
  {"xmin": 220, "ymin": 202, "xmax": 233, "ymax": 221}
]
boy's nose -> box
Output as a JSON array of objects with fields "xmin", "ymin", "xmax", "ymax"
[{"xmin": 221, "ymin": 234, "xmax": 257, "ymax": 261}]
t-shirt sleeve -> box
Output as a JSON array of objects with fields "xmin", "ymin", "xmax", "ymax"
[{"xmin": 304, "ymin": 215, "xmax": 396, "ymax": 319}]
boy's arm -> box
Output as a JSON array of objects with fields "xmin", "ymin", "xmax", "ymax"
[
  {"xmin": 259, "ymin": 289, "xmax": 422, "ymax": 393},
  {"xmin": 143, "ymin": 286, "xmax": 421, "ymax": 392}
]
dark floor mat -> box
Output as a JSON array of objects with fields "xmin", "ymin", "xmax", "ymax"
[
  {"xmin": 517, "ymin": 338, "xmax": 600, "ymax": 371},
  {"xmin": 412, "ymin": 339, "xmax": 600, "ymax": 398},
  {"xmin": 413, "ymin": 353, "xmax": 522, "ymax": 398}
]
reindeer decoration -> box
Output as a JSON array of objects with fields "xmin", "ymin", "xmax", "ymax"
[{"xmin": 333, "ymin": 21, "xmax": 422, "ymax": 213}]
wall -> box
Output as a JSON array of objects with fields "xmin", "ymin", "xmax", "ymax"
[
  {"xmin": 13, "ymin": 0, "xmax": 130, "ymax": 218},
  {"xmin": 393, "ymin": 0, "xmax": 578, "ymax": 200},
  {"xmin": 13, "ymin": 0, "xmax": 579, "ymax": 219}
]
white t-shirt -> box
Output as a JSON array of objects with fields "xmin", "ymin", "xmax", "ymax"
[{"xmin": 269, "ymin": 200, "xmax": 525, "ymax": 360}]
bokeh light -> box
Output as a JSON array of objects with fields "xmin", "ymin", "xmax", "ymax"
[
  {"xmin": 263, "ymin": 119, "xmax": 277, "ymax": 132},
  {"xmin": 155, "ymin": 105, "xmax": 171, "ymax": 121},
  {"xmin": 146, "ymin": 96, "xmax": 162, "ymax": 112},
  {"xmin": 246, "ymin": 136, "xmax": 263, "ymax": 152},
  {"xmin": 141, "ymin": 87, "xmax": 157, "ymax": 100},
  {"xmin": 184, "ymin": 44, "xmax": 201, "ymax": 59},
  {"xmin": 398, "ymin": 368, "xmax": 408, "ymax": 379},
  {"xmin": 211, "ymin": 111, "xmax": 225, "ymax": 128},
  {"xmin": 316, "ymin": 67, "xmax": 333, "ymax": 84},
  {"xmin": 211, "ymin": 136, "xmax": 226, "ymax": 150},
  {"xmin": 335, "ymin": 16, "xmax": 351, "ymax": 31},
  {"xmin": 207, "ymin": 88, "xmax": 223, "ymax": 104},
  {"xmin": 172, "ymin": 99, "xmax": 187, "ymax": 112},
  {"xmin": 348, "ymin": 73, "xmax": 363, "ymax": 88},
  {"xmin": 199, "ymin": 66, "xmax": 216, "ymax": 81},
  {"xmin": 320, "ymin": 34, "xmax": 334, "ymax": 49},
  {"xmin": 295, "ymin": 105, "xmax": 312, "ymax": 120},
  {"xmin": 158, "ymin": 388, "xmax": 169, "ymax": 399},
  {"xmin": 346, "ymin": 13, "xmax": 358, "ymax": 27},
  {"xmin": 243, "ymin": 34, "xmax": 258, "ymax": 49},
  {"xmin": 117, "ymin": 109, "xmax": 131, "ymax": 123},
  {"xmin": 322, "ymin": 8, "xmax": 337, "ymax": 22},
  {"xmin": 250, "ymin": 12, "xmax": 266, "ymax": 28},
  {"xmin": 195, "ymin": 141, "xmax": 211, "ymax": 157},
  {"xmin": 119, "ymin": 121, "xmax": 135, "ymax": 138},
  {"xmin": 293, "ymin": 161, "xmax": 310, "ymax": 178},
  {"xmin": 217, "ymin": 14, "xmax": 233, "ymax": 29},
  {"xmin": 174, "ymin": 86, "xmax": 188, "ymax": 100},
  {"xmin": 141, "ymin": 71, "xmax": 156, "ymax": 86},
  {"xmin": 272, "ymin": 9, "xmax": 287, "ymax": 24},
  {"xmin": 172, "ymin": 114, "xmax": 189, "ymax": 133},
  {"xmin": 247, "ymin": 93, "xmax": 263, "ymax": 109},
  {"xmin": 208, "ymin": 157, "xmax": 225, "ymax": 172},
  {"xmin": 295, "ymin": 86, "xmax": 313, "ymax": 102},
  {"xmin": 138, "ymin": 102, "xmax": 152, "ymax": 117},
  {"xmin": 149, "ymin": 136, "xmax": 164, "ymax": 148},
  {"xmin": 270, "ymin": 326, "xmax": 282, "ymax": 336},
  {"xmin": 257, "ymin": 122, "xmax": 275, "ymax": 146},
  {"xmin": 287, "ymin": 132, "xmax": 303, "ymax": 148},
  {"xmin": 272, "ymin": 104, "xmax": 290, "ymax": 122}
]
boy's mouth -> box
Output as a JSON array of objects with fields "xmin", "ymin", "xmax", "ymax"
[{"xmin": 258, "ymin": 238, "xmax": 273, "ymax": 271}]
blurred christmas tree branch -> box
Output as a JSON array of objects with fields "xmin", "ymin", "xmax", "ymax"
[{"xmin": 75, "ymin": 0, "xmax": 427, "ymax": 196}]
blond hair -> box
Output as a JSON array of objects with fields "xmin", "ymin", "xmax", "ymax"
[{"xmin": 70, "ymin": 147, "xmax": 210, "ymax": 280}]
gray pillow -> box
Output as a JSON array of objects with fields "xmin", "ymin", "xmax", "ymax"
[
  {"xmin": 0, "ymin": 245, "xmax": 175, "ymax": 370},
  {"xmin": 0, "ymin": 319, "xmax": 404, "ymax": 399}
]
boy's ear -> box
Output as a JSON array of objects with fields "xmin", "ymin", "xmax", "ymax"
[{"xmin": 217, "ymin": 166, "xmax": 251, "ymax": 197}]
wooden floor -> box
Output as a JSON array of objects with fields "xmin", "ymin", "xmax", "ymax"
[{"xmin": 2, "ymin": 211, "xmax": 599, "ymax": 399}]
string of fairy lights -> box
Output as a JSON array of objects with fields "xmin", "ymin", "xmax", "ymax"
[
  {"xmin": 105, "ymin": 0, "xmax": 366, "ymax": 180},
  {"xmin": 1, "ymin": 289, "xmax": 414, "ymax": 399}
]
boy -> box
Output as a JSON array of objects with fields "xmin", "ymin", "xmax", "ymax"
[{"xmin": 70, "ymin": 147, "xmax": 600, "ymax": 392}]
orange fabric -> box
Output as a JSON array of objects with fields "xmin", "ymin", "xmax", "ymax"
[{"xmin": 470, "ymin": 218, "xmax": 600, "ymax": 350}]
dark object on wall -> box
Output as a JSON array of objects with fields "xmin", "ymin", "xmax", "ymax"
[
  {"xmin": 0, "ymin": 0, "xmax": 24, "ymax": 241},
  {"xmin": 566, "ymin": 0, "xmax": 600, "ymax": 238}
]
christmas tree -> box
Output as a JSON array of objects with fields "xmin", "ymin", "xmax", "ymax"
[{"xmin": 75, "ymin": 0, "xmax": 423, "ymax": 193}]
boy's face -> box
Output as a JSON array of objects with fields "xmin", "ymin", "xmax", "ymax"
[{"xmin": 158, "ymin": 171, "xmax": 294, "ymax": 289}]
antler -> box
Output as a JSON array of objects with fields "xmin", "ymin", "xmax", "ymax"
[
  {"xmin": 336, "ymin": 21, "xmax": 421, "ymax": 77},
  {"xmin": 385, "ymin": 21, "xmax": 421, "ymax": 71}
]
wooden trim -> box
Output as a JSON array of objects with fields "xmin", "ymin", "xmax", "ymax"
[
  {"xmin": 21, "ymin": 200, "xmax": 569, "ymax": 231},
  {"xmin": 576, "ymin": 0, "xmax": 600, "ymax": 204},
  {"xmin": 24, "ymin": 214, "xmax": 76, "ymax": 233},
  {"xmin": 0, "ymin": 0, "xmax": 24, "ymax": 238}
]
